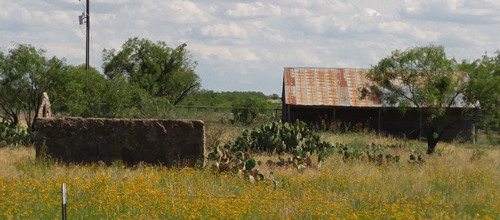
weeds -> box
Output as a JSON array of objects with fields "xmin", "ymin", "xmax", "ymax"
[{"xmin": 0, "ymin": 124, "xmax": 498, "ymax": 219}]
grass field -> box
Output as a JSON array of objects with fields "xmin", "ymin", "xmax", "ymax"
[{"xmin": 0, "ymin": 123, "xmax": 499, "ymax": 219}]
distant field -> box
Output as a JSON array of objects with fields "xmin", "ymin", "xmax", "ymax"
[{"xmin": 1, "ymin": 122, "xmax": 499, "ymax": 219}]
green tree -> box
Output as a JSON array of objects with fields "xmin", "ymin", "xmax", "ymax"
[
  {"xmin": 102, "ymin": 37, "xmax": 200, "ymax": 105},
  {"xmin": 363, "ymin": 45, "xmax": 469, "ymax": 154},
  {"xmin": 0, "ymin": 44, "xmax": 66, "ymax": 130},
  {"xmin": 101, "ymin": 73, "xmax": 175, "ymax": 119},
  {"xmin": 179, "ymin": 89, "xmax": 231, "ymax": 107},
  {"xmin": 38, "ymin": 63, "xmax": 146, "ymax": 119},
  {"xmin": 52, "ymin": 65, "xmax": 108, "ymax": 117},
  {"xmin": 180, "ymin": 90, "xmax": 273, "ymax": 107},
  {"xmin": 102, "ymin": 73, "xmax": 141, "ymax": 118},
  {"xmin": 460, "ymin": 51, "xmax": 500, "ymax": 135},
  {"xmin": 269, "ymin": 93, "xmax": 280, "ymax": 100},
  {"xmin": 232, "ymin": 97, "xmax": 268, "ymax": 125}
]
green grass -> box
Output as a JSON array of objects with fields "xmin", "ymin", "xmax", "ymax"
[{"xmin": 0, "ymin": 123, "xmax": 499, "ymax": 219}]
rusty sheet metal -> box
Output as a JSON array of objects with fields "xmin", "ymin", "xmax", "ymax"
[
  {"xmin": 326, "ymin": 68, "xmax": 338, "ymax": 105},
  {"xmin": 316, "ymin": 69, "xmax": 327, "ymax": 105},
  {"xmin": 283, "ymin": 67, "xmax": 381, "ymax": 107}
]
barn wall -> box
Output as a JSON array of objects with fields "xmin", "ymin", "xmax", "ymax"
[
  {"xmin": 35, "ymin": 117, "xmax": 205, "ymax": 166},
  {"xmin": 284, "ymin": 105, "xmax": 472, "ymax": 141}
]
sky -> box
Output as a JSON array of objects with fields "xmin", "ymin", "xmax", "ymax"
[{"xmin": 1, "ymin": 0, "xmax": 500, "ymax": 95}]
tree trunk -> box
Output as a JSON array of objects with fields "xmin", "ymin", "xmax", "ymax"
[
  {"xmin": 426, "ymin": 132, "xmax": 439, "ymax": 154},
  {"xmin": 12, "ymin": 115, "xmax": 19, "ymax": 126},
  {"xmin": 0, "ymin": 104, "xmax": 19, "ymax": 125}
]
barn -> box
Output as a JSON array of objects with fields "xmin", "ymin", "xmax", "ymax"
[{"xmin": 281, "ymin": 67, "xmax": 472, "ymax": 141}]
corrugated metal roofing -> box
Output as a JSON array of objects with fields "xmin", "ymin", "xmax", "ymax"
[
  {"xmin": 283, "ymin": 67, "xmax": 381, "ymax": 107},
  {"xmin": 283, "ymin": 67, "xmax": 470, "ymax": 108}
]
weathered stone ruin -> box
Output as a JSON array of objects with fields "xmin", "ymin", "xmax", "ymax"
[
  {"xmin": 35, "ymin": 118, "xmax": 206, "ymax": 166},
  {"xmin": 37, "ymin": 92, "xmax": 52, "ymax": 118},
  {"xmin": 34, "ymin": 93, "xmax": 206, "ymax": 167}
]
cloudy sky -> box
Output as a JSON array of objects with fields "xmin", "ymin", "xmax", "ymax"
[{"xmin": 1, "ymin": 0, "xmax": 500, "ymax": 95}]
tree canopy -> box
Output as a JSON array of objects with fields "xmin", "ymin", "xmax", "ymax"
[
  {"xmin": 2, "ymin": 41, "xmax": 496, "ymax": 146},
  {"xmin": 0, "ymin": 39, "xmax": 202, "ymax": 126},
  {"xmin": 363, "ymin": 44, "xmax": 469, "ymax": 154},
  {"xmin": 460, "ymin": 51, "xmax": 500, "ymax": 134},
  {"xmin": 52, "ymin": 64, "xmax": 108, "ymax": 117},
  {"xmin": 180, "ymin": 90, "xmax": 273, "ymax": 107},
  {"xmin": 0, "ymin": 44, "xmax": 67, "ymax": 130},
  {"xmin": 102, "ymin": 37, "xmax": 200, "ymax": 105}
]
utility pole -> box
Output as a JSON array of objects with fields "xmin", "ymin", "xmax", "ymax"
[
  {"xmin": 79, "ymin": 0, "xmax": 90, "ymax": 72},
  {"xmin": 85, "ymin": 0, "xmax": 90, "ymax": 72},
  {"xmin": 79, "ymin": 0, "xmax": 91, "ymax": 116}
]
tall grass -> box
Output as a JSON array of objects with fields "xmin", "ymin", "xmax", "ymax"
[{"xmin": 1, "ymin": 126, "xmax": 499, "ymax": 219}]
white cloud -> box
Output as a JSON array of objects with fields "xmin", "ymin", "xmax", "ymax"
[
  {"xmin": 1, "ymin": 0, "xmax": 500, "ymax": 94},
  {"xmin": 226, "ymin": 2, "xmax": 281, "ymax": 18},
  {"xmin": 93, "ymin": 0, "xmax": 130, "ymax": 3},
  {"xmin": 400, "ymin": 0, "xmax": 500, "ymax": 24},
  {"xmin": 166, "ymin": 0, "xmax": 208, "ymax": 23},
  {"xmin": 378, "ymin": 21, "xmax": 440, "ymax": 41},
  {"xmin": 305, "ymin": 16, "xmax": 331, "ymax": 33},
  {"xmin": 271, "ymin": 34, "xmax": 286, "ymax": 43},
  {"xmin": 365, "ymin": 8, "xmax": 381, "ymax": 17},
  {"xmin": 288, "ymin": 7, "xmax": 312, "ymax": 17},
  {"xmin": 201, "ymin": 22, "xmax": 248, "ymax": 38},
  {"xmin": 191, "ymin": 43, "xmax": 258, "ymax": 62}
]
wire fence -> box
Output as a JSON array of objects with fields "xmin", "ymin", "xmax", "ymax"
[{"xmin": 172, "ymin": 105, "xmax": 282, "ymax": 118}]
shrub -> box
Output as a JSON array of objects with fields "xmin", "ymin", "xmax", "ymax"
[{"xmin": 231, "ymin": 98, "xmax": 268, "ymax": 125}]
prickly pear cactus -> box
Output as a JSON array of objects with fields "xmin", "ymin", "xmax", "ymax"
[
  {"xmin": 229, "ymin": 120, "xmax": 333, "ymax": 157},
  {"xmin": 0, "ymin": 123, "xmax": 32, "ymax": 146}
]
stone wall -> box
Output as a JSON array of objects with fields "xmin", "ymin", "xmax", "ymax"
[{"xmin": 35, "ymin": 117, "xmax": 205, "ymax": 167}]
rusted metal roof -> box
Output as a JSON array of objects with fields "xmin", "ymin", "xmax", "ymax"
[{"xmin": 283, "ymin": 67, "xmax": 382, "ymax": 107}]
